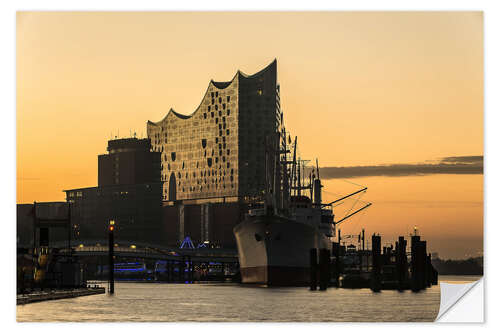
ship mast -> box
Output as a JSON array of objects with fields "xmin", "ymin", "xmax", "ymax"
[{"xmin": 290, "ymin": 136, "xmax": 297, "ymax": 197}]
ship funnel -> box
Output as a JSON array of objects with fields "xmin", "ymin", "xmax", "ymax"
[{"xmin": 314, "ymin": 178, "xmax": 322, "ymax": 206}]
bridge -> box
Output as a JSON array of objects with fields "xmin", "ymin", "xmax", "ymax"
[
  {"xmin": 50, "ymin": 239, "xmax": 239, "ymax": 263},
  {"xmin": 41, "ymin": 239, "xmax": 240, "ymax": 283}
]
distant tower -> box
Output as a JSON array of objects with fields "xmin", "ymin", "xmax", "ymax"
[{"xmin": 98, "ymin": 138, "xmax": 161, "ymax": 186}]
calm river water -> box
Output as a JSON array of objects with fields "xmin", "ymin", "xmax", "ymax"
[{"xmin": 16, "ymin": 275, "xmax": 480, "ymax": 322}]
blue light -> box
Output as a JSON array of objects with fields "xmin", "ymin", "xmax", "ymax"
[
  {"xmin": 114, "ymin": 268, "xmax": 145, "ymax": 272},
  {"xmin": 115, "ymin": 262, "xmax": 141, "ymax": 266}
]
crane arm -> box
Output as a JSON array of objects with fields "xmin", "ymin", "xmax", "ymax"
[
  {"xmin": 327, "ymin": 187, "xmax": 367, "ymax": 205},
  {"xmin": 335, "ymin": 202, "xmax": 372, "ymax": 225}
]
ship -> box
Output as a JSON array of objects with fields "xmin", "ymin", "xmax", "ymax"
[{"xmin": 233, "ymin": 134, "xmax": 371, "ymax": 286}]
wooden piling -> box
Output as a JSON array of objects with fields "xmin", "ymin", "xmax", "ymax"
[
  {"xmin": 370, "ymin": 234, "xmax": 381, "ymax": 292},
  {"xmin": 396, "ymin": 236, "xmax": 407, "ymax": 290},
  {"xmin": 309, "ymin": 248, "xmax": 318, "ymax": 290},
  {"xmin": 331, "ymin": 242, "xmax": 340, "ymax": 287},
  {"xmin": 319, "ymin": 249, "xmax": 330, "ymax": 291},
  {"xmin": 410, "ymin": 235, "xmax": 420, "ymax": 292},
  {"xmin": 418, "ymin": 241, "xmax": 427, "ymax": 290}
]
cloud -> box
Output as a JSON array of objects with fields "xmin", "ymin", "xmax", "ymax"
[
  {"xmin": 318, "ymin": 155, "xmax": 483, "ymax": 179},
  {"xmin": 440, "ymin": 156, "xmax": 483, "ymax": 163}
]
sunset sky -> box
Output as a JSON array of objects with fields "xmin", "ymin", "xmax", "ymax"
[{"xmin": 16, "ymin": 12, "xmax": 483, "ymax": 259}]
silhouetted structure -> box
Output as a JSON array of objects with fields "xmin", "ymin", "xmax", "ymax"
[
  {"xmin": 64, "ymin": 138, "xmax": 164, "ymax": 245},
  {"xmin": 98, "ymin": 138, "xmax": 161, "ymax": 186},
  {"xmin": 147, "ymin": 60, "xmax": 283, "ymax": 247}
]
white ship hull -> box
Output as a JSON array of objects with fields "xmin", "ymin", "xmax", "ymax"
[{"xmin": 233, "ymin": 214, "xmax": 330, "ymax": 286}]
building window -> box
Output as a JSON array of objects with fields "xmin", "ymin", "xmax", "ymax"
[{"xmin": 227, "ymin": 96, "xmax": 230, "ymax": 102}]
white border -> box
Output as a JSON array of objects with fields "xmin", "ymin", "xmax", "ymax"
[{"xmin": 4, "ymin": 0, "xmax": 498, "ymax": 331}]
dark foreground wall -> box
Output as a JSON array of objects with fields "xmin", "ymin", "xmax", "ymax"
[{"xmin": 17, "ymin": 203, "xmax": 70, "ymax": 247}]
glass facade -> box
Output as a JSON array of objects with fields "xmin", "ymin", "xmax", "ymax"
[{"xmin": 148, "ymin": 60, "xmax": 283, "ymax": 203}]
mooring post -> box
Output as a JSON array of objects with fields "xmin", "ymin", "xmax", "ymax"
[
  {"xmin": 418, "ymin": 241, "xmax": 427, "ymax": 290},
  {"xmin": 370, "ymin": 234, "xmax": 381, "ymax": 292},
  {"xmin": 410, "ymin": 235, "xmax": 420, "ymax": 292},
  {"xmin": 319, "ymin": 249, "xmax": 330, "ymax": 291},
  {"xmin": 108, "ymin": 220, "xmax": 115, "ymax": 295},
  {"xmin": 426, "ymin": 253, "xmax": 432, "ymax": 288},
  {"xmin": 396, "ymin": 236, "xmax": 407, "ymax": 290},
  {"xmin": 309, "ymin": 248, "xmax": 318, "ymax": 290},
  {"xmin": 332, "ymin": 242, "xmax": 340, "ymax": 287}
]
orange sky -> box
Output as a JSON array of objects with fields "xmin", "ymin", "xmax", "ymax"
[{"xmin": 16, "ymin": 12, "xmax": 483, "ymax": 258}]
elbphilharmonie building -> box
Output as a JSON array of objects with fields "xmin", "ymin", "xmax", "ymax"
[{"xmin": 147, "ymin": 59, "xmax": 283, "ymax": 205}]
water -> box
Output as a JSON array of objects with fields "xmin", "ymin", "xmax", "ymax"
[{"xmin": 16, "ymin": 276, "xmax": 481, "ymax": 322}]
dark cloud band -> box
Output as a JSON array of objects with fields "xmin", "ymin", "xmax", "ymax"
[{"xmin": 318, "ymin": 155, "xmax": 483, "ymax": 179}]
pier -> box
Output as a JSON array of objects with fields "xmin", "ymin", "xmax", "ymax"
[
  {"xmin": 313, "ymin": 231, "xmax": 438, "ymax": 291},
  {"xmin": 17, "ymin": 287, "xmax": 105, "ymax": 305}
]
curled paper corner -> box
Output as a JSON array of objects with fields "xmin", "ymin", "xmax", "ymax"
[{"xmin": 435, "ymin": 278, "xmax": 484, "ymax": 322}]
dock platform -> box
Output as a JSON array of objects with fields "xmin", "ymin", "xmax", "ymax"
[{"xmin": 17, "ymin": 287, "xmax": 105, "ymax": 305}]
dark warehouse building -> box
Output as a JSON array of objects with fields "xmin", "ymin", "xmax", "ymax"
[{"xmin": 64, "ymin": 137, "xmax": 164, "ymax": 245}]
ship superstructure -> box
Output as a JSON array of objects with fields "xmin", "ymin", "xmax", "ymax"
[{"xmin": 233, "ymin": 124, "xmax": 371, "ymax": 285}]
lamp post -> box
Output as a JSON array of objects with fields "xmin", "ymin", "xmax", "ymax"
[{"xmin": 108, "ymin": 220, "xmax": 115, "ymax": 295}]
